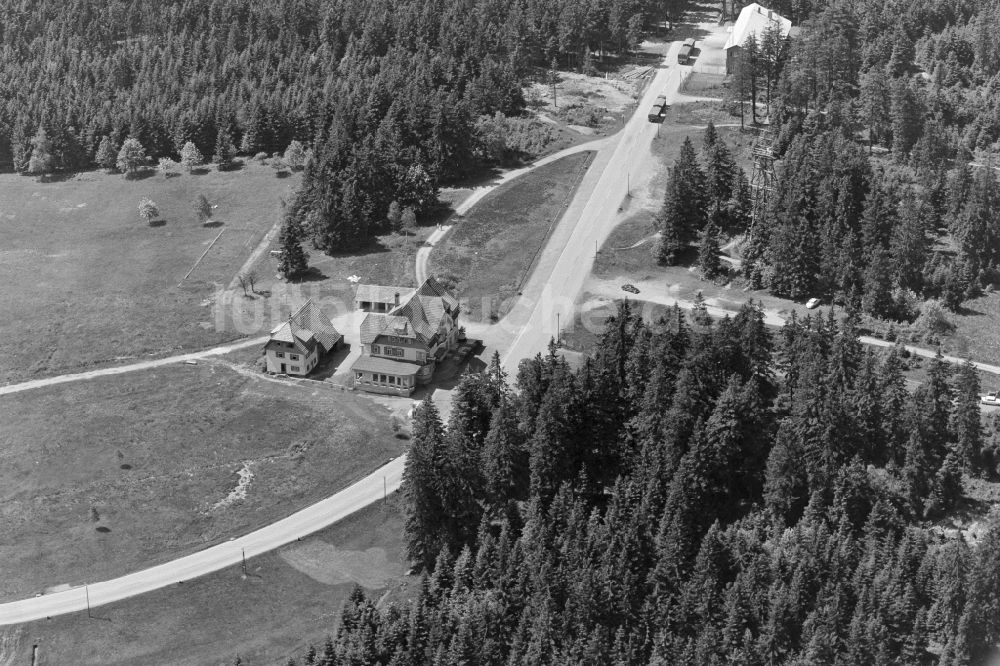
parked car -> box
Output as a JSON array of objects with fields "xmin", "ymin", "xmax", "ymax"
[
  {"xmin": 805, "ymin": 297, "xmax": 821, "ymax": 309},
  {"xmin": 622, "ymin": 284, "xmax": 640, "ymax": 294},
  {"xmin": 982, "ymin": 391, "xmax": 1000, "ymax": 406}
]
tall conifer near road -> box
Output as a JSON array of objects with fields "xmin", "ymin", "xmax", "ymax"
[
  {"xmin": 657, "ymin": 137, "xmax": 708, "ymax": 265},
  {"xmin": 403, "ymin": 398, "xmax": 448, "ymax": 571}
]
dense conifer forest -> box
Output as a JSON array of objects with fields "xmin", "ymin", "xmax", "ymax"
[
  {"xmin": 284, "ymin": 302, "xmax": 1000, "ymax": 665},
  {"xmin": 658, "ymin": 0, "xmax": 1000, "ymax": 320},
  {"xmin": 0, "ymin": 0, "xmax": 680, "ymax": 252}
]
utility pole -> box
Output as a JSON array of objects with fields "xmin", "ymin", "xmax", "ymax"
[
  {"xmin": 241, "ymin": 548, "xmax": 247, "ymax": 576},
  {"xmin": 383, "ymin": 477, "xmax": 387, "ymax": 506},
  {"xmin": 85, "ymin": 584, "xmax": 92, "ymax": 619}
]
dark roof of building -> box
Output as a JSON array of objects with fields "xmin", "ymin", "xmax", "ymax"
[
  {"xmin": 354, "ymin": 284, "xmax": 415, "ymax": 305},
  {"xmin": 267, "ymin": 300, "xmax": 342, "ymax": 355},
  {"xmin": 351, "ymin": 355, "xmax": 419, "ymax": 376},
  {"xmin": 356, "ymin": 277, "xmax": 459, "ymax": 347}
]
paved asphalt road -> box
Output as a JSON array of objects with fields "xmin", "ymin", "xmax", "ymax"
[
  {"xmin": 5, "ymin": 21, "xmax": 996, "ymax": 626},
  {"xmin": 500, "ymin": 53, "xmax": 686, "ymax": 372},
  {"xmin": 0, "ymin": 49, "xmax": 685, "ymax": 624},
  {"xmin": 0, "ymin": 457, "xmax": 405, "ymax": 625}
]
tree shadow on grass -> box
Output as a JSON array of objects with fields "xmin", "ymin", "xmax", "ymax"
[
  {"xmin": 294, "ymin": 266, "xmax": 330, "ymax": 283},
  {"xmin": 275, "ymin": 170, "xmax": 292, "ymax": 179},
  {"xmin": 217, "ymin": 160, "xmax": 245, "ymax": 172},
  {"xmin": 148, "ymin": 219, "xmax": 166, "ymax": 228},
  {"xmin": 38, "ymin": 171, "xmax": 80, "ymax": 184},
  {"xmin": 125, "ymin": 169, "xmax": 157, "ymax": 181},
  {"xmin": 203, "ymin": 219, "xmax": 224, "ymax": 228},
  {"xmin": 191, "ymin": 167, "xmax": 211, "ymax": 176}
]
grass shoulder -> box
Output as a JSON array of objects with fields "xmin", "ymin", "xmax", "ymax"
[
  {"xmin": 0, "ymin": 361, "xmax": 406, "ymax": 601},
  {"xmin": 0, "ymin": 162, "xmax": 299, "ymax": 385},
  {"xmin": 429, "ymin": 151, "xmax": 594, "ymax": 321},
  {"xmin": 7, "ymin": 499, "xmax": 410, "ymax": 666}
]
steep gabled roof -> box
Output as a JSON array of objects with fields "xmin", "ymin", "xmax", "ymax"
[
  {"xmin": 415, "ymin": 276, "xmax": 458, "ymax": 311},
  {"xmin": 724, "ymin": 3, "xmax": 792, "ymax": 51},
  {"xmin": 357, "ymin": 278, "xmax": 459, "ymax": 347},
  {"xmin": 267, "ymin": 299, "xmax": 342, "ymax": 354},
  {"xmin": 360, "ymin": 313, "xmax": 419, "ymax": 346}
]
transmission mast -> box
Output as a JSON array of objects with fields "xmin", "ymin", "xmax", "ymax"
[{"xmin": 748, "ymin": 130, "xmax": 776, "ymax": 234}]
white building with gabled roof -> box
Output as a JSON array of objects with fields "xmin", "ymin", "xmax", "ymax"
[
  {"xmin": 263, "ymin": 299, "xmax": 342, "ymax": 376},
  {"xmin": 350, "ymin": 277, "xmax": 461, "ymax": 395},
  {"xmin": 724, "ymin": 3, "xmax": 792, "ymax": 75}
]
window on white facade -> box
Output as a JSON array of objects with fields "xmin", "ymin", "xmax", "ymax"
[
  {"xmin": 290, "ymin": 354, "xmax": 299, "ymax": 361},
  {"xmin": 290, "ymin": 365, "xmax": 300, "ymax": 372},
  {"xmin": 372, "ymin": 345, "xmax": 380, "ymax": 354},
  {"xmin": 275, "ymin": 352, "xmax": 285, "ymax": 358}
]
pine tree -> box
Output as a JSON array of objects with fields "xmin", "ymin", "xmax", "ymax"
[{"xmin": 951, "ymin": 361, "xmax": 983, "ymax": 473}]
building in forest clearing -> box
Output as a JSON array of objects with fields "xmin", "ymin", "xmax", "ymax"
[
  {"xmin": 724, "ymin": 3, "xmax": 792, "ymax": 75},
  {"xmin": 351, "ymin": 277, "xmax": 461, "ymax": 396}
]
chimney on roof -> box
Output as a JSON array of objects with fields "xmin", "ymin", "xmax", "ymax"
[
  {"xmin": 767, "ymin": 9, "xmax": 773, "ymax": 19},
  {"xmin": 394, "ymin": 292, "xmax": 400, "ymax": 306}
]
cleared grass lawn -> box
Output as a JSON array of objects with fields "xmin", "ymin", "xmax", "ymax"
[
  {"xmin": 0, "ymin": 163, "xmax": 299, "ymax": 385},
  {"xmin": 3, "ymin": 499, "xmax": 412, "ymax": 666},
  {"xmin": 0, "ymin": 361, "xmax": 405, "ymax": 600},
  {"xmin": 940, "ymin": 291, "xmax": 1000, "ymax": 366},
  {"xmin": 429, "ymin": 152, "xmax": 594, "ymax": 321}
]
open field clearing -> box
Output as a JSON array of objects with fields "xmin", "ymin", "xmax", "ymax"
[
  {"xmin": 429, "ymin": 152, "xmax": 594, "ymax": 322},
  {"xmin": 0, "ymin": 361, "xmax": 405, "ymax": 601},
  {"xmin": 0, "ymin": 163, "xmax": 299, "ymax": 385},
  {"xmin": 2, "ymin": 500, "xmax": 410, "ymax": 666}
]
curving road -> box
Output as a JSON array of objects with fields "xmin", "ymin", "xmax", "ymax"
[
  {"xmin": 0, "ymin": 457, "xmax": 405, "ymax": 625},
  {"xmin": 0, "ymin": 32, "xmax": 716, "ymax": 626}
]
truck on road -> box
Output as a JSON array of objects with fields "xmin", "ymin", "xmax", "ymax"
[
  {"xmin": 647, "ymin": 94, "xmax": 669, "ymax": 123},
  {"xmin": 678, "ymin": 39, "xmax": 695, "ymax": 65}
]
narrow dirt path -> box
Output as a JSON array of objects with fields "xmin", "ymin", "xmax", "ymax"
[{"xmin": 0, "ymin": 337, "xmax": 267, "ymax": 397}]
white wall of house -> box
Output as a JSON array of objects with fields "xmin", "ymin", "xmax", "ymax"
[
  {"xmin": 353, "ymin": 370, "xmax": 415, "ymax": 395},
  {"xmin": 265, "ymin": 347, "xmax": 318, "ymax": 375}
]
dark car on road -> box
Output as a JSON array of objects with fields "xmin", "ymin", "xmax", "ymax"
[{"xmin": 622, "ymin": 284, "xmax": 640, "ymax": 294}]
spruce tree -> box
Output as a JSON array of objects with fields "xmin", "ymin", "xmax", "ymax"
[
  {"xmin": 213, "ymin": 126, "xmax": 235, "ymax": 167},
  {"xmin": 95, "ymin": 135, "xmax": 117, "ymax": 170},
  {"xmin": 698, "ymin": 222, "xmax": 723, "ymax": 280},
  {"xmin": 657, "ymin": 137, "xmax": 707, "ymax": 263},
  {"xmin": 403, "ymin": 398, "xmax": 449, "ymax": 571},
  {"xmin": 27, "ymin": 126, "xmax": 53, "ymax": 175},
  {"xmin": 278, "ymin": 216, "xmax": 309, "ymax": 281},
  {"xmin": 950, "ymin": 361, "xmax": 982, "ymax": 473}
]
